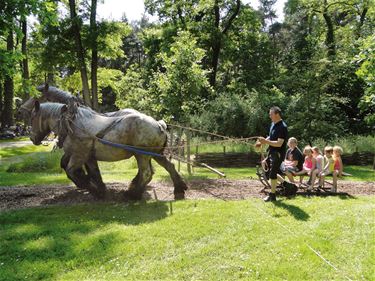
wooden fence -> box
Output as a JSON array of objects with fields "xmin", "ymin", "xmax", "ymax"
[{"xmin": 195, "ymin": 151, "xmax": 375, "ymax": 168}]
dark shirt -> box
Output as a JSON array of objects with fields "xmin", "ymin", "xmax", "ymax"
[
  {"xmin": 286, "ymin": 147, "xmax": 304, "ymax": 171},
  {"xmin": 268, "ymin": 120, "xmax": 288, "ymax": 158}
]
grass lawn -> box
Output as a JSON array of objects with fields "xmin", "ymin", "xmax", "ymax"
[
  {"xmin": 0, "ymin": 196, "xmax": 374, "ymax": 280},
  {"xmin": 0, "ymin": 144, "xmax": 50, "ymax": 159}
]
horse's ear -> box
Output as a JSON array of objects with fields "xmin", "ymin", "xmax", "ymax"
[
  {"xmin": 34, "ymin": 100, "xmax": 40, "ymax": 112},
  {"xmin": 61, "ymin": 104, "xmax": 68, "ymax": 113}
]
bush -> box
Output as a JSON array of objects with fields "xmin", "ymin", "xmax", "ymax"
[
  {"xmin": 7, "ymin": 151, "xmax": 63, "ymax": 173},
  {"xmin": 190, "ymin": 86, "xmax": 288, "ymax": 138},
  {"xmin": 302, "ymin": 135, "xmax": 375, "ymax": 154}
]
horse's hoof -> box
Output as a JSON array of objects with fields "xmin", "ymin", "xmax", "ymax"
[{"xmin": 174, "ymin": 192, "xmax": 185, "ymax": 200}]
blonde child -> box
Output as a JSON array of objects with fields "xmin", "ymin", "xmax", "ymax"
[
  {"xmin": 309, "ymin": 146, "xmax": 324, "ymax": 190},
  {"xmin": 294, "ymin": 146, "xmax": 316, "ymax": 184},
  {"xmin": 319, "ymin": 146, "xmax": 340, "ymax": 192},
  {"xmin": 333, "ymin": 146, "xmax": 344, "ymax": 177}
]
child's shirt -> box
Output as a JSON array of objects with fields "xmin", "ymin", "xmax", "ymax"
[
  {"xmin": 315, "ymin": 154, "xmax": 324, "ymax": 171},
  {"xmin": 303, "ymin": 156, "xmax": 314, "ymax": 170},
  {"xmin": 324, "ymin": 156, "xmax": 334, "ymax": 172},
  {"xmin": 334, "ymin": 157, "xmax": 342, "ymax": 170}
]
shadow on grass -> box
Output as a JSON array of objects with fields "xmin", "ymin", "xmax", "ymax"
[
  {"xmin": 297, "ymin": 191, "xmax": 357, "ymax": 200},
  {"xmin": 272, "ymin": 200, "xmax": 310, "ymax": 221},
  {"xmin": 0, "ymin": 201, "xmax": 170, "ymax": 280}
]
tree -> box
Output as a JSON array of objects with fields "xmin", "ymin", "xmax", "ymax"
[
  {"xmin": 1, "ymin": 29, "xmax": 15, "ymax": 127},
  {"xmin": 68, "ymin": 0, "xmax": 92, "ymax": 107},
  {"xmin": 145, "ymin": 0, "xmax": 241, "ymax": 89},
  {"xmin": 90, "ymin": 0, "xmax": 99, "ymax": 110}
]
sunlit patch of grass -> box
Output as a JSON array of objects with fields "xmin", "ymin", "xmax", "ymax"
[
  {"xmin": 0, "ymin": 144, "xmax": 51, "ymax": 159},
  {"xmin": 0, "ymin": 197, "xmax": 373, "ymax": 280}
]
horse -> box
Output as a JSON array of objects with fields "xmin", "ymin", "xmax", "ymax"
[{"xmin": 29, "ymin": 101, "xmax": 188, "ymax": 200}]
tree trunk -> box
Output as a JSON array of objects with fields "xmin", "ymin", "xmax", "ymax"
[
  {"xmin": 21, "ymin": 19, "xmax": 30, "ymax": 101},
  {"xmin": 210, "ymin": 40, "xmax": 221, "ymax": 88},
  {"xmin": 209, "ymin": 0, "xmax": 221, "ymax": 88},
  {"xmin": 1, "ymin": 30, "xmax": 14, "ymax": 128},
  {"xmin": 47, "ymin": 73, "xmax": 55, "ymax": 84},
  {"xmin": 0, "ymin": 79, "xmax": 3, "ymax": 117},
  {"xmin": 69, "ymin": 0, "xmax": 92, "ymax": 107},
  {"xmin": 323, "ymin": 10, "xmax": 335, "ymax": 58},
  {"xmin": 209, "ymin": 0, "xmax": 240, "ymax": 88},
  {"xmin": 90, "ymin": 0, "xmax": 99, "ymax": 110}
]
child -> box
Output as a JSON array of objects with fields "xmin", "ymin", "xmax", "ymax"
[
  {"xmin": 282, "ymin": 137, "xmax": 304, "ymax": 183},
  {"xmin": 281, "ymin": 153, "xmax": 297, "ymax": 172},
  {"xmin": 319, "ymin": 146, "xmax": 339, "ymax": 192},
  {"xmin": 309, "ymin": 146, "xmax": 324, "ymax": 190},
  {"xmin": 294, "ymin": 146, "xmax": 316, "ymax": 184},
  {"xmin": 333, "ymin": 146, "xmax": 344, "ymax": 177}
]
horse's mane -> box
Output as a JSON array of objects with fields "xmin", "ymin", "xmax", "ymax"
[
  {"xmin": 39, "ymin": 103, "xmax": 65, "ymax": 119},
  {"xmin": 37, "ymin": 84, "xmax": 82, "ymax": 104}
]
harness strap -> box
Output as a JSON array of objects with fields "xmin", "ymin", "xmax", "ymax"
[
  {"xmin": 97, "ymin": 138, "xmax": 163, "ymax": 157},
  {"xmin": 96, "ymin": 118, "xmax": 123, "ymax": 139}
]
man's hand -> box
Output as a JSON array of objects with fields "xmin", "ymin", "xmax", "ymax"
[
  {"xmin": 258, "ymin": 137, "xmax": 267, "ymax": 144},
  {"xmin": 255, "ymin": 141, "xmax": 262, "ymax": 149}
]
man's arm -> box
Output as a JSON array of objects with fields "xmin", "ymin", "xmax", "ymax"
[{"xmin": 258, "ymin": 137, "xmax": 284, "ymax": 148}]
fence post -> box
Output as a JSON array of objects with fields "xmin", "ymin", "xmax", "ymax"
[
  {"xmin": 177, "ymin": 128, "xmax": 182, "ymax": 172},
  {"xmin": 186, "ymin": 130, "xmax": 192, "ymax": 175}
]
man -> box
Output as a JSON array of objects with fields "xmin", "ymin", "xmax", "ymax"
[{"xmin": 258, "ymin": 106, "xmax": 288, "ymax": 202}]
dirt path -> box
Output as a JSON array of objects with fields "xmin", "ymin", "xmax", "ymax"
[{"xmin": 0, "ymin": 179, "xmax": 374, "ymax": 211}]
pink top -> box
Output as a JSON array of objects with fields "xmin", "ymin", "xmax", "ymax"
[
  {"xmin": 303, "ymin": 156, "xmax": 313, "ymax": 170},
  {"xmin": 334, "ymin": 158, "xmax": 341, "ymax": 170}
]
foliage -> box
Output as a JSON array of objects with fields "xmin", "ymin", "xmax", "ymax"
[
  {"xmin": 191, "ymin": 86, "xmax": 287, "ymax": 138},
  {"xmin": 355, "ymin": 35, "xmax": 375, "ymax": 127},
  {"xmin": 151, "ymin": 31, "xmax": 212, "ymax": 122},
  {"xmin": 1, "ymin": 0, "xmax": 374, "ymax": 139}
]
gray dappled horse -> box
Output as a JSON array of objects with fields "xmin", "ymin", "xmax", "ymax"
[{"xmin": 29, "ymin": 101, "xmax": 187, "ymax": 200}]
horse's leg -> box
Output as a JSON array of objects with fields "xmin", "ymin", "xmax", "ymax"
[
  {"xmin": 153, "ymin": 156, "xmax": 187, "ymax": 200},
  {"xmin": 124, "ymin": 155, "xmax": 153, "ymax": 200},
  {"xmin": 60, "ymin": 153, "xmax": 89, "ymax": 190},
  {"xmin": 65, "ymin": 155, "xmax": 103, "ymax": 198},
  {"xmin": 85, "ymin": 158, "xmax": 106, "ymax": 197}
]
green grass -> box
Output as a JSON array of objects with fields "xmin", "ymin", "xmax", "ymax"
[
  {"xmin": 0, "ymin": 144, "xmax": 51, "ymax": 159},
  {"xmin": 0, "ymin": 197, "xmax": 374, "ymax": 280}
]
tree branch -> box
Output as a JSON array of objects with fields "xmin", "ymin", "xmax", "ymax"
[{"xmin": 222, "ymin": 0, "xmax": 241, "ymax": 35}]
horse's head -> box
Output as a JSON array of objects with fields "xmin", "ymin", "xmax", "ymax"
[
  {"xmin": 18, "ymin": 94, "xmax": 48, "ymax": 122},
  {"xmin": 29, "ymin": 100, "xmax": 52, "ymax": 145}
]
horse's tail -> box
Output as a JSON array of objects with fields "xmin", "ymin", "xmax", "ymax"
[
  {"xmin": 157, "ymin": 120, "xmax": 167, "ymax": 131},
  {"xmin": 157, "ymin": 120, "xmax": 168, "ymax": 154}
]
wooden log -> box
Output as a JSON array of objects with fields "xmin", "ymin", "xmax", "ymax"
[{"xmin": 200, "ymin": 163, "xmax": 226, "ymax": 178}]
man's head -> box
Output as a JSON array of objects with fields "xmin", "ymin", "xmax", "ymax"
[{"xmin": 269, "ymin": 106, "xmax": 282, "ymax": 123}]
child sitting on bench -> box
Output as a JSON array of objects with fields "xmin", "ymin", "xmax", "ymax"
[
  {"xmin": 293, "ymin": 146, "xmax": 316, "ymax": 185},
  {"xmin": 319, "ymin": 146, "xmax": 343, "ymax": 192}
]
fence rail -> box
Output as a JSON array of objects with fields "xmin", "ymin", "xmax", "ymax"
[{"xmin": 194, "ymin": 151, "xmax": 374, "ymax": 168}]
